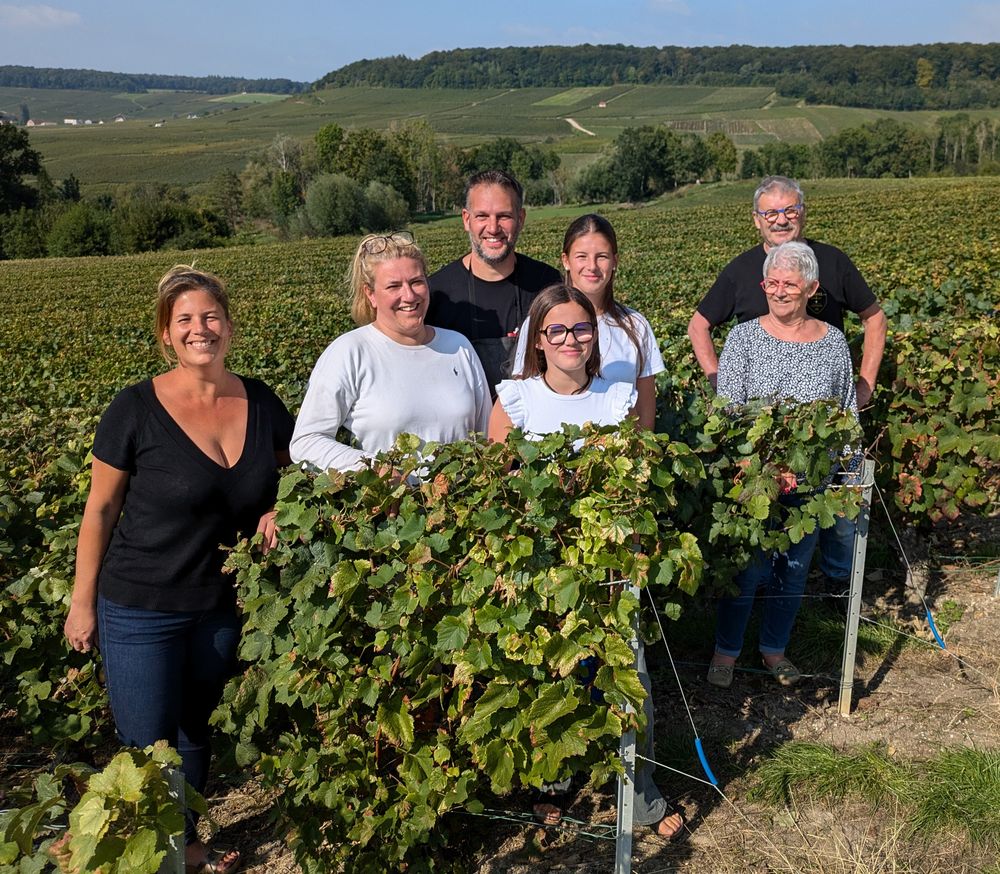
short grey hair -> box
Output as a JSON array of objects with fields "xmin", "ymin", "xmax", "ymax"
[
  {"xmin": 753, "ymin": 175, "xmax": 805, "ymax": 211},
  {"xmin": 763, "ymin": 241, "xmax": 819, "ymax": 285}
]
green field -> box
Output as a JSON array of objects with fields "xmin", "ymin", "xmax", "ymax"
[
  {"xmin": 0, "ymin": 85, "xmax": 272, "ymax": 123},
  {"xmin": 1, "ymin": 175, "xmax": 997, "ymax": 872},
  {"xmin": 16, "ymin": 84, "xmax": 1000, "ymax": 195}
]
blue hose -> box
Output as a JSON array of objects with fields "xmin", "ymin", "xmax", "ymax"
[
  {"xmin": 694, "ymin": 737, "xmax": 719, "ymax": 786},
  {"xmin": 926, "ymin": 609, "xmax": 947, "ymax": 650}
]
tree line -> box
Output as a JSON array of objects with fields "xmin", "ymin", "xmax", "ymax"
[
  {"xmin": 1, "ymin": 112, "xmax": 995, "ymax": 261},
  {"xmin": 0, "ymin": 65, "xmax": 307, "ymax": 95},
  {"xmin": 740, "ymin": 114, "xmax": 1000, "ymax": 180},
  {"xmin": 318, "ymin": 43, "xmax": 1000, "ymax": 111},
  {"xmin": 0, "ymin": 126, "xmax": 232, "ymax": 259}
]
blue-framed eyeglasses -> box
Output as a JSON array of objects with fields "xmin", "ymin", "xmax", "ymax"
[{"xmin": 754, "ymin": 204, "xmax": 803, "ymax": 223}]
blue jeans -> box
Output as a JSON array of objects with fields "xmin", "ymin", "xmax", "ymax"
[
  {"xmin": 818, "ymin": 511, "xmax": 855, "ymax": 582},
  {"xmin": 714, "ymin": 512, "xmax": 821, "ymax": 659},
  {"xmin": 97, "ymin": 595, "xmax": 240, "ymax": 843}
]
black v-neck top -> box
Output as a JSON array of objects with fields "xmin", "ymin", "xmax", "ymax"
[{"xmin": 93, "ymin": 376, "xmax": 293, "ymax": 611}]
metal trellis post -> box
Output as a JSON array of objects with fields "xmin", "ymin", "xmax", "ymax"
[
  {"xmin": 614, "ymin": 582, "xmax": 640, "ymax": 874},
  {"xmin": 839, "ymin": 459, "xmax": 875, "ymax": 717},
  {"xmin": 158, "ymin": 767, "xmax": 185, "ymax": 874}
]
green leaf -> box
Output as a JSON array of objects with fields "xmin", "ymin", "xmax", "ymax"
[
  {"xmin": 89, "ymin": 752, "xmax": 144, "ymax": 803},
  {"xmin": 481, "ymin": 738, "xmax": 515, "ymax": 793},
  {"xmin": 747, "ymin": 494, "xmax": 771, "ymax": 520},
  {"xmin": 543, "ymin": 634, "xmax": 589, "ymax": 678},
  {"xmin": 377, "ymin": 693, "xmax": 415, "ymax": 749},
  {"xmin": 459, "ymin": 681, "xmax": 520, "ymax": 744},
  {"xmin": 552, "ymin": 571, "xmax": 581, "ymax": 614},
  {"xmin": 602, "ymin": 633, "xmax": 636, "ymax": 667},
  {"xmin": 329, "ymin": 560, "xmax": 368, "ymax": 596},
  {"xmin": 117, "ymin": 828, "xmax": 164, "ymax": 873},
  {"xmin": 526, "ymin": 682, "xmax": 579, "ymax": 730},
  {"xmin": 69, "ymin": 794, "xmax": 111, "ymax": 841},
  {"xmin": 435, "ymin": 611, "xmax": 472, "ymax": 652},
  {"xmin": 276, "ymin": 469, "xmax": 306, "ymax": 500}
]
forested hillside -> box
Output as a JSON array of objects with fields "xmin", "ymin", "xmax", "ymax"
[
  {"xmin": 318, "ymin": 42, "xmax": 1000, "ymax": 110},
  {"xmin": 0, "ymin": 65, "xmax": 308, "ymax": 94}
]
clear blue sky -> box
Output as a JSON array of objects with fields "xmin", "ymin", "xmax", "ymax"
[{"xmin": 2, "ymin": 1, "xmax": 1000, "ymax": 82}]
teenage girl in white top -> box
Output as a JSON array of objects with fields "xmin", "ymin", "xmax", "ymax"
[
  {"xmin": 489, "ymin": 284, "xmax": 636, "ymax": 442},
  {"xmin": 512, "ymin": 214, "xmax": 665, "ymax": 429}
]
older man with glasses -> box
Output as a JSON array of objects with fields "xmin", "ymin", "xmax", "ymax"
[
  {"xmin": 688, "ymin": 175, "xmax": 886, "ymax": 405},
  {"xmin": 687, "ymin": 175, "xmax": 887, "ymax": 612}
]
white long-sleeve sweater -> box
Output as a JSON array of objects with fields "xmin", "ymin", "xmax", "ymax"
[{"xmin": 290, "ymin": 323, "xmax": 491, "ymax": 472}]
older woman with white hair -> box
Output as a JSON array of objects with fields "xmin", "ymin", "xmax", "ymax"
[{"xmin": 707, "ymin": 240, "xmax": 857, "ymax": 689}]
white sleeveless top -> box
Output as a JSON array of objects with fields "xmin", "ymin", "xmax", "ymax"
[{"xmin": 496, "ymin": 374, "xmax": 637, "ymax": 438}]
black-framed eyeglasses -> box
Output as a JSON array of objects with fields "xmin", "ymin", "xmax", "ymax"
[
  {"xmin": 754, "ymin": 204, "xmax": 803, "ymax": 223},
  {"xmin": 541, "ymin": 322, "xmax": 595, "ymax": 345},
  {"xmin": 361, "ymin": 230, "xmax": 414, "ymax": 256}
]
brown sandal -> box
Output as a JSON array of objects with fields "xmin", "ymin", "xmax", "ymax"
[
  {"xmin": 185, "ymin": 848, "xmax": 242, "ymax": 874},
  {"xmin": 652, "ymin": 809, "xmax": 685, "ymax": 841}
]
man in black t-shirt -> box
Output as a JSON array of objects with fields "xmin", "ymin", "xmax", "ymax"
[
  {"xmin": 687, "ymin": 175, "xmax": 887, "ymax": 408},
  {"xmin": 426, "ymin": 169, "xmax": 561, "ymax": 394}
]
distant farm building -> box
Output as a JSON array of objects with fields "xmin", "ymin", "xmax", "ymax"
[
  {"xmin": 114, "ymin": 114, "xmax": 126, "ymax": 123},
  {"xmin": 63, "ymin": 118, "xmax": 80, "ymax": 126},
  {"xmin": 598, "ymin": 101, "xmax": 607, "ymax": 108}
]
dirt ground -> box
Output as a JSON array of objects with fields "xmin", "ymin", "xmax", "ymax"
[{"xmin": 200, "ymin": 518, "xmax": 999, "ymax": 874}]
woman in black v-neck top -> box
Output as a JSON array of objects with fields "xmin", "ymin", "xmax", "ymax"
[{"xmin": 64, "ymin": 265, "xmax": 292, "ymax": 873}]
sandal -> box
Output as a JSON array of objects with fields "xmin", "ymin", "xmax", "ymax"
[
  {"xmin": 652, "ymin": 808, "xmax": 685, "ymax": 842},
  {"xmin": 765, "ymin": 657, "xmax": 801, "ymax": 687},
  {"xmin": 185, "ymin": 848, "xmax": 242, "ymax": 874},
  {"xmin": 706, "ymin": 662, "xmax": 734, "ymax": 689},
  {"xmin": 533, "ymin": 777, "xmax": 571, "ymax": 826}
]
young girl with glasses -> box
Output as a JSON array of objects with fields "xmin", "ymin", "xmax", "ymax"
[
  {"xmin": 488, "ymin": 284, "xmax": 637, "ymax": 442},
  {"xmin": 488, "ymin": 284, "xmax": 685, "ymax": 840}
]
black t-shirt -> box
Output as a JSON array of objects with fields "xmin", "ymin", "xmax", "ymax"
[
  {"xmin": 426, "ymin": 253, "xmax": 561, "ymax": 392},
  {"xmin": 426, "ymin": 254, "xmax": 561, "ymax": 339},
  {"xmin": 697, "ymin": 239, "xmax": 876, "ymax": 333},
  {"xmin": 94, "ymin": 376, "xmax": 294, "ymax": 612}
]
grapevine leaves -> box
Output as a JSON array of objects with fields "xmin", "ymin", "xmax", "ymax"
[{"xmin": 213, "ymin": 410, "xmax": 860, "ymax": 869}]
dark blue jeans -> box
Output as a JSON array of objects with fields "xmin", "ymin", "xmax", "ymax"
[
  {"xmin": 818, "ymin": 508, "xmax": 856, "ymax": 582},
  {"xmin": 714, "ymin": 495, "xmax": 821, "ymax": 659},
  {"xmin": 97, "ymin": 595, "xmax": 240, "ymax": 843}
]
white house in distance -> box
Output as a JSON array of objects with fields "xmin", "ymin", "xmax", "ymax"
[
  {"xmin": 114, "ymin": 114, "xmax": 126, "ymax": 122},
  {"xmin": 64, "ymin": 118, "xmax": 81, "ymax": 125}
]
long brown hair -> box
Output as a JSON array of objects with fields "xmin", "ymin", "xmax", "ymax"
[
  {"xmin": 561, "ymin": 213, "xmax": 645, "ymax": 375},
  {"xmin": 517, "ymin": 283, "xmax": 601, "ymax": 382}
]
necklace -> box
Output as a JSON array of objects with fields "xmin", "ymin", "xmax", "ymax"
[{"xmin": 542, "ymin": 370, "xmax": 591, "ymax": 396}]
